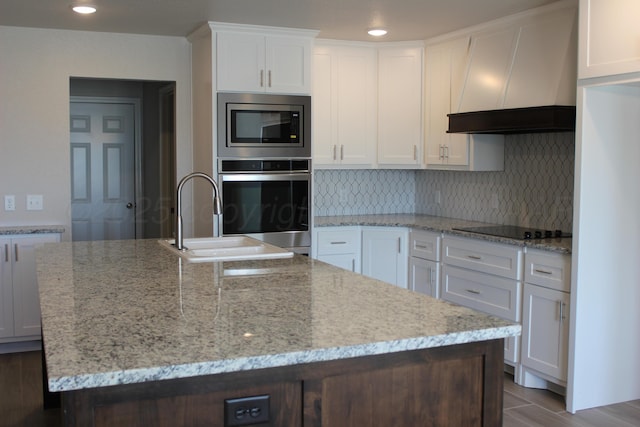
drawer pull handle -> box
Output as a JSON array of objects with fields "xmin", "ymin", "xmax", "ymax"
[
  {"xmin": 535, "ymin": 269, "xmax": 553, "ymax": 275},
  {"xmin": 4, "ymin": 244, "xmax": 8, "ymax": 262},
  {"xmin": 330, "ymin": 241, "xmax": 347, "ymax": 245},
  {"xmin": 467, "ymin": 255, "xmax": 482, "ymax": 260},
  {"xmin": 415, "ymin": 244, "xmax": 428, "ymax": 249},
  {"xmin": 466, "ymin": 289, "xmax": 481, "ymax": 295}
]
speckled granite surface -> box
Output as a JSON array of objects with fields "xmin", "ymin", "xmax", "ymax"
[
  {"xmin": 314, "ymin": 214, "xmax": 572, "ymax": 254},
  {"xmin": 0, "ymin": 225, "xmax": 65, "ymax": 235},
  {"xmin": 37, "ymin": 239, "xmax": 520, "ymax": 392}
]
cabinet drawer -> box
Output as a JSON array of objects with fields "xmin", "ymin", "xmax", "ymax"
[
  {"xmin": 316, "ymin": 228, "xmax": 360, "ymax": 255},
  {"xmin": 443, "ymin": 236, "xmax": 522, "ymax": 279},
  {"xmin": 525, "ymin": 250, "xmax": 571, "ymax": 292},
  {"xmin": 410, "ymin": 230, "xmax": 441, "ymax": 261},
  {"xmin": 442, "ymin": 265, "xmax": 522, "ymax": 322}
]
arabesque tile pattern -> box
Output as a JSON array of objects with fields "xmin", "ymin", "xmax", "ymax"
[{"xmin": 314, "ymin": 133, "xmax": 574, "ymax": 231}]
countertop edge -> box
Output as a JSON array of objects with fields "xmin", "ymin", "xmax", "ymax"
[
  {"xmin": 0, "ymin": 225, "xmax": 65, "ymax": 235},
  {"xmin": 48, "ymin": 324, "xmax": 521, "ymax": 392}
]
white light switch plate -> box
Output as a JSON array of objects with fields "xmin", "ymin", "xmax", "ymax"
[
  {"xmin": 26, "ymin": 194, "xmax": 43, "ymax": 210},
  {"xmin": 4, "ymin": 195, "xmax": 16, "ymax": 211}
]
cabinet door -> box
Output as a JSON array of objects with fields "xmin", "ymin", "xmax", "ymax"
[
  {"xmin": 312, "ymin": 43, "xmax": 376, "ymax": 168},
  {"xmin": 579, "ymin": 0, "xmax": 640, "ymax": 79},
  {"xmin": 12, "ymin": 235, "xmax": 59, "ymax": 337},
  {"xmin": 216, "ymin": 32, "xmax": 266, "ymax": 93},
  {"xmin": 0, "ymin": 239, "xmax": 14, "ymax": 338},
  {"xmin": 312, "ymin": 48, "xmax": 336, "ymax": 165},
  {"xmin": 265, "ymin": 36, "xmax": 312, "ymax": 94},
  {"xmin": 521, "ymin": 284, "xmax": 570, "ymax": 381},
  {"xmin": 336, "ymin": 47, "xmax": 377, "ymax": 165},
  {"xmin": 377, "ymin": 46, "xmax": 423, "ymax": 166},
  {"xmin": 425, "ymin": 38, "xmax": 470, "ymax": 167},
  {"xmin": 409, "ymin": 257, "xmax": 439, "ymax": 298},
  {"xmin": 361, "ymin": 228, "xmax": 408, "ymax": 288}
]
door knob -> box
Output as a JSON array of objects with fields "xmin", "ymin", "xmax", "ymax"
[{"xmin": 126, "ymin": 202, "xmax": 134, "ymax": 209}]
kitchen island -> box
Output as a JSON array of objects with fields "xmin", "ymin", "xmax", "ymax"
[{"xmin": 37, "ymin": 239, "xmax": 520, "ymax": 426}]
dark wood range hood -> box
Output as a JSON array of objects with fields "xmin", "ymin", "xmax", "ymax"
[{"xmin": 447, "ymin": 105, "xmax": 576, "ymax": 134}]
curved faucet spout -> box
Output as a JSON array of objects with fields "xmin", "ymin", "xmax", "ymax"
[{"xmin": 175, "ymin": 172, "xmax": 222, "ymax": 251}]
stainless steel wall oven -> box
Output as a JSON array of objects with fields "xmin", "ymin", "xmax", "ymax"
[{"xmin": 218, "ymin": 159, "xmax": 311, "ymax": 254}]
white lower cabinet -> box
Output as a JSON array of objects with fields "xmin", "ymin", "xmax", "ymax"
[
  {"xmin": 408, "ymin": 230, "xmax": 441, "ymax": 297},
  {"xmin": 521, "ymin": 284, "xmax": 570, "ymax": 383},
  {"xmin": 520, "ymin": 249, "xmax": 571, "ymax": 387},
  {"xmin": 409, "ymin": 258, "xmax": 439, "ymax": 298},
  {"xmin": 441, "ymin": 236, "xmax": 523, "ymax": 365},
  {"xmin": 1, "ymin": 234, "xmax": 60, "ymax": 343},
  {"xmin": 441, "ymin": 264, "xmax": 521, "ymax": 364},
  {"xmin": 361, "ymin": 227, "xmax": 409, "ymax": 288},
  {"xmin": 313, "ymin": 227, "xmax": 361, "ymax": 273}
]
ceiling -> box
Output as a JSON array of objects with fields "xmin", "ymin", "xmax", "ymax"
[{"xmin": 0, "ymin": 0, "xmax": 561, "ymax": 42}]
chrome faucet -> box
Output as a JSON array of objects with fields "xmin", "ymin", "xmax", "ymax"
[{"xmin": 175, "ymin": 172, "xmax": 222, "ymax": 251}]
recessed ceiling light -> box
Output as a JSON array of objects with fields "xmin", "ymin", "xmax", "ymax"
[
  {"xmin": 368, "ymin": 28, "xmax": 388, "ymax": 37},
  {"xmin": 71, "ymin": 4, "xmax": 97, "ymax": 14}
]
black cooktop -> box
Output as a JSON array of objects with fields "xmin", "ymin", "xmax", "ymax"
[{"xmin": 453, "ymin": 225, "xmax": 572, "ymax": 240}]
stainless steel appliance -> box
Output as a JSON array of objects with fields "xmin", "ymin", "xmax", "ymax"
[
  {"xmin": 217, "ymin": 92, "xmax": 311, "ymax": 159},
  {"xmin": 218, "ymin": 159, "xmax": 311, "ymax": 254},
  {"xmin": 453, "ymin": 225, "xmax": 572, "ymax": 240}
]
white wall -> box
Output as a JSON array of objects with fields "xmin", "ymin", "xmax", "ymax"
[
  {"xmin": 0, "ymin": 26, "xmax": 193, "ymax": 240},
  {"xmin": 568, "ymin": 81, "xmax": 640, "ymax": 411}
]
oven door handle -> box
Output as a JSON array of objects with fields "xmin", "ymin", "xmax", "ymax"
[{"xmin": 220, "ymin": 173, "xmax": 310, "ymax": 182}]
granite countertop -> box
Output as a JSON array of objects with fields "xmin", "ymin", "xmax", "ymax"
[
  {"xmin": 0, "ymin": 225, "xmax": 65, "ymax": 235},
  {"xmin": 314, "ymin": 214, "xmax": 572, "ymax": 254},
  {"xmin": 37, "ymin": 239, "xmax": 520, "ymax": 392}
]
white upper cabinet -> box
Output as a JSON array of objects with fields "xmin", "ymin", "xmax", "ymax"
[
  {"xmin": 456, "ymin": 1, "xmax": 577, "ymax": 112},
  {"xmin": 312, "ymin": 42, "xmax": 377, "ymax": 167},
  {"xmin": 377, "ymin": 44, "xmax": 424, "ymax": 167},
  {"xmin": 425, "ymin": 37, "xmax": 505, "ymax": 171},
  {"xmin": 425, "ymin": 37, "xmax": 472, "ymax": 167},
  {"xmin": 214, "ymin": 24, "xmax": 316, "ymax": 94},
  {"xmin": 579, "ymin": 0, "xmax": 640, "ymax": 79}
]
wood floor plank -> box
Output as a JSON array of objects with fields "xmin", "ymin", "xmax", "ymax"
[
  {"xmin": 504, "ymin": 374, "xmax": 567, "ymax": 413},
  {"xmin": 505, "ymin": 404, "xmax": 578, "ymax": 427},
  {"xmin": 504, "ymin": 390, "xmax": 532, "ymax": 410},
  {"xmin": 558, "ymin": 406, "xmax": 639, "ymax": 427}
]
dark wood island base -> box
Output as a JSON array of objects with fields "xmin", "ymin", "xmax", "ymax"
[{"xmin": 60, "ymin": 339, "xmax": 504, "ymax": 427}]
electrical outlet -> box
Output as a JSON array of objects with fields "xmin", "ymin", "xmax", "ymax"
[
  {"xmin": 26, "ymin": 194, "xmax": 43, "ymax": 211},
  {"xmin": 4, "ymin": 195, "xmax": 16, "ymax": 211},
  {"xmin": 491, "ymin": 194, "xmax": 499, "ymax": 209},
  {"xmin": 224, "ymin": 395, "xmax": 270, "ymax": 426}
]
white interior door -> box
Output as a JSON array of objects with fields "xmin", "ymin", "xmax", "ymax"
[{"xmin": 70, "ymin": 100, "xmax": 136, "ymax": 241}]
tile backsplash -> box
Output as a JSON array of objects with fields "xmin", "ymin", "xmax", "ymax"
[{"xmin": 313, "ymin": 132, "xmax": 575, "ymax": 231}]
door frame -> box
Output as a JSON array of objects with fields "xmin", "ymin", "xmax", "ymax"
[{"xmin": 70, "ymin": 96, "xmax": 143, "ymax": 239}]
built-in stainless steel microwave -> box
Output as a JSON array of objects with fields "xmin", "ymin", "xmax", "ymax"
[{"xmin": 217, "ymin": 92, "xmax": 311, "ymax": 158}]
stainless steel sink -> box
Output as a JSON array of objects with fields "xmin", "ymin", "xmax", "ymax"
[{"xmin": 159, "ymin": 236, "xmax": 294, "ymax": 262}]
